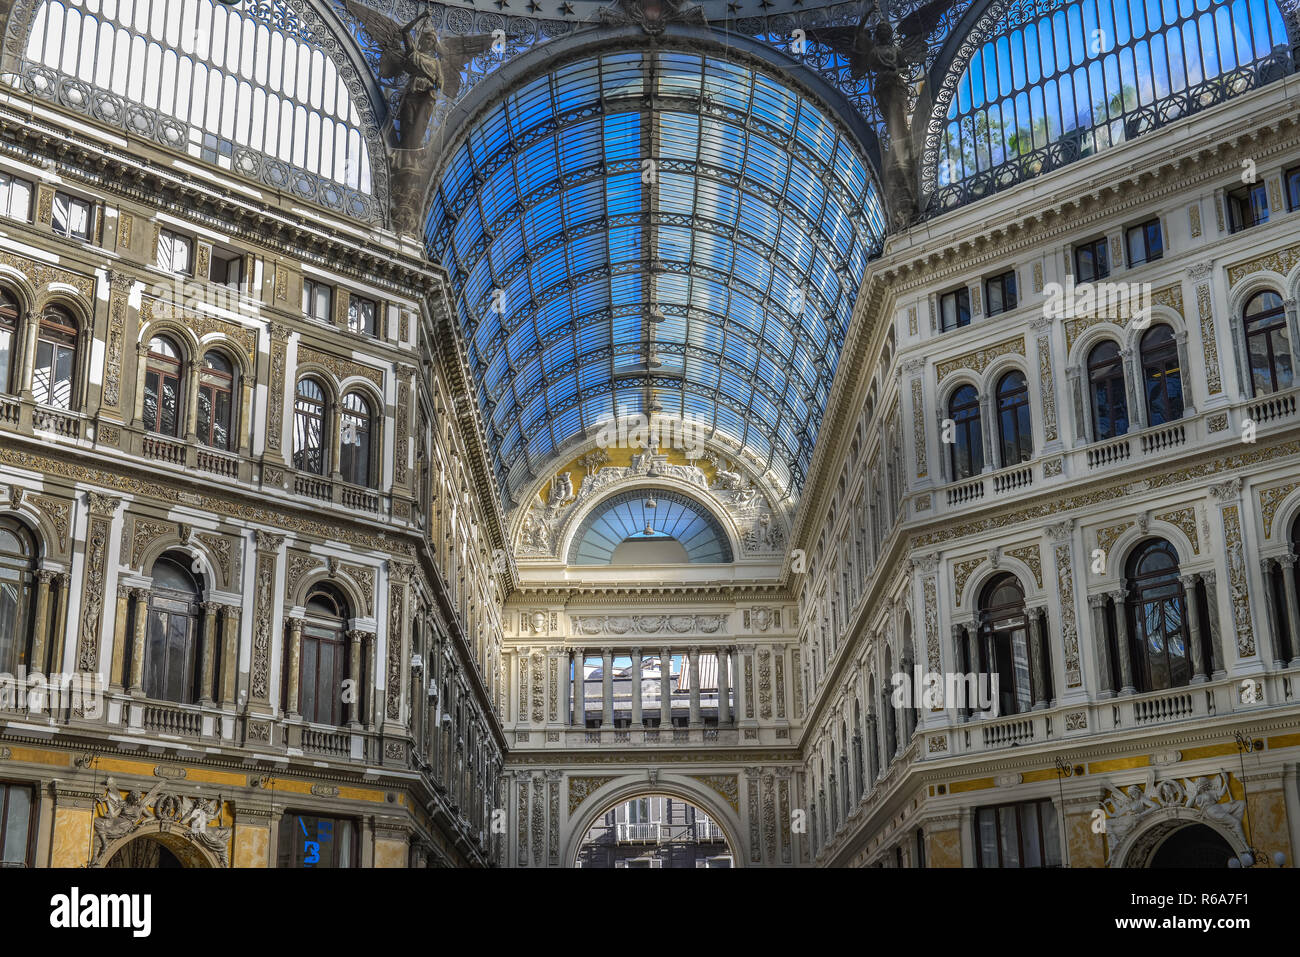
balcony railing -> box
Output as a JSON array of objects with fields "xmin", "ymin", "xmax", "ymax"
[
  {"xmin": 142, "ymin": 433, "xmax": 186, "ymax": 466},
  {"xmin": 947, "ymin": 475, "xmax": 985, "ymax": 506},
  {"xmin": 1248, "ymin": 387, "xmax": 1298, "ymax": 425},
  {"xmin": 0, "ymin": 395, "xmax": 19, "ymax": 427},
  {"xmin": 1138, "ymin": 421, "xmax": 1185, "ymax": 454},
  {"xmin": 615, "ymin": 823, "xmax": 660, "ymax": 842},
  {"xmin": 294, "ymin": 473, "xmax": 333, "ymax": 502},
  {"xmin": 142, "ymin": 702, "xmax": 202, "ymax": 737},
  {"xmin": 31, "ymin": 406, "xmax": 81, "ymax": 439},
  {"xmin": 302, "ymin": 727, "xmax": 350, "ymax": 757},
  {"xmin": 196, "ymin": 446, "xmax": 240, "ymax": 478}
]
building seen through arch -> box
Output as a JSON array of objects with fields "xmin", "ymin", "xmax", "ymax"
[{"xmin": 0, "ymin": 0, "xmax": 1296, "ymax": 876}]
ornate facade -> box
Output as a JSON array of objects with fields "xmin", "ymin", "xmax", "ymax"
[{"xmin": 0, "ymin": 0, "xmax": 1297, "ymax": 870}]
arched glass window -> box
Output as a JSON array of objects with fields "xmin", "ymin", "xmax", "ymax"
[
  {"xmin": 1088, "ymin": 340, "xmax": 1129, "ymax": 439},
  {"xmin": 979, "ymin": 574, "xmax": 1032, "ymax": 716},
  {"xmin": 996, "ymin": 370, "xmax": 1033, "ymax": 466},
  {"xmin": 144, "ymin": 555, "xmax": 201, "ymax": 703},
  {"xmin": 31, "ymin": 306, "xmax": 77, "ymax": 409},
  {"xmin": 0, "ymin": 288, "xmax": 18, "ymax": 394},
  {"xmin": 1125, "ymin": 539, "xmax": 1190, "ymax": 692},
  {"xmin": 293, "ymin": 378, "xmax": 327, "ymax": 475},
  {"xmin": 882, "ymin": 649, "xmax": 897, "ymax": 761},
  {"xmin": 339, "ymin": 392, "xmax": 372, "ymax": 488},
  {"xmin": 935, "ymin": 0, "xmax": 1291, "ymax": 205},
  {"xmin": 197, "ymin": 352, "xmax": 235, "ymax": 451},
  {"xmin": 1140, "ymin": 325, "xmax": 1183, "ymax": 426},
  {"xmin": 143, "ymin": 336, "xmax": 183, "ymax": 437},
  {"xmin": 949, "ymin": 384, "xmax": 983, "ymax": 479},
  {"xmin": 300, "ymin": 584, "xmax": 349, "ymax": 726},
  {"xmin": 1243, "ymin": 291, "xmax": 1293, "ymax": 395},
  {"xmin": 852, "ymin": 699, "xmax": 864, "ymax": 797},
  {"xmin": 0, "ymin": 518, "xmax": 36, "ymax": 674},
  {"xmin": 866, "ymin": 676, "xmax": 879, "ymax": 782},
  {"xmin": 21, "ymin": 0, "xmax": 376, "ymax": 211}
]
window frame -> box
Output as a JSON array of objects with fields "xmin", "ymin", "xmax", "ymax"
[
  {"xmin": 51, "ymin": 191, "xmax": 92, "ymax": 242},
  {"xmin": 0, "ymin": 782, "xmax": 34, "ymax": 867},
  {"xmin": 276, "ymin": 812, "xmax": 358, "ymax": 868},
  {"xmin": 1087, "ymin": 340, "xmax": 1130, "ymax": 440},
  {"xmin": 142, "ymin": 558, "xmax": 202, "ymax": 704},
  {"xmin": 157, "ymin": 229, "xmax": 193, "ymax": 276},
  {"xmin": 197, "ymin": 351, "xmax": 237, "ymax": 451},
  {"xmin": 302, "ymin": 279, "xmax": 333, "ymax": 324},
  {"xmin": 347, "ymin": 295, "xmax": 378, "ymax": 337},
  {"xmin": 1242, "ymin": 291, "xmax": 1293, "ymax": 396},
  {"xmin": 1125, "ymin": 218, "xmax": 1164, "ymax": 267},
  {"xmin": 994, "ymin": 370, "xmax": 1033, "ymax": 466},
  {"xmin": 974, "ymin": 798, "xmax": 1062, "ymax": 868},
  {"xmin": 1125, "ymin": 539, "xmax": 1192, "ymax": 693},
  {"xmin": 1140, "ymin": 324, "xmax": 1184, "ymax": 426},
  {"xmin": 948, "ymin": 384, "xmax": 983, "ymax": 479},
  {"xmin": 293, "ymin": 378, "xmax": 328, "ymax": 475},
  {"xmin": 0, "ymin": 288, "xmax": 19, "ymax": 395},
  {"xmin": 1227, "ymin": 183, "xmax": 1270, "ymax": 233},
  {"xmin": 339, "ymin": 392, "xmax": 374, "ymax": 488},
  {"xmin": 0, "ymin": 173, "xmax": 33, "ymax": 222},
  {"xmin": 939, "ymin": 286, "xmax": 971, "ymax": 331},
  {"xmin": 1073, "ymin": 238, "xmax": 1110, "ymax": 282},
  {"xmin": 984, "ymin": 270, "xmax": 1018, "ymax": 317},
  {"xmin": 142, "ymin": 336, "xmax": 184, "ymax": 438},
  {"xmin": 31, "ymin": 306, "xmax": 78, "ymax": 410}
]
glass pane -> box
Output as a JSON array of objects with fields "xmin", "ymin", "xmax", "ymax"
[
  {"xmin": 998, "ymin": 805, "xmax": 1021, "ymax": 867},
  {"xmin": 977, "ymin": 808, "xmax": 999, "ymax": 866},
  {"xmin": 301, "ymin": 639, "xmax": 318, "ymax": 720},
  {"xmin": 1040, "ymin": 801, "xmax": 1062, "ymax": 865},
  {"xmin": 2, "ymin": 787, "xmax": 31, "ymax": 864}
]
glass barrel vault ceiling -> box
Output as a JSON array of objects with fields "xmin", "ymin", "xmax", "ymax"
[{"xmin": 426, "ymin": 49, "xmax": 887, "ymax": 504}]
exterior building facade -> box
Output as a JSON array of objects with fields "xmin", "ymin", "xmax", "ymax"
[{"xmin": 0, "ymin": 0, "xmax": 1297, "ymax": 870}]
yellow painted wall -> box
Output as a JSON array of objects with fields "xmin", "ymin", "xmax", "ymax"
[
  {"xmin": 50, "ymin": 806, "xmax": 92, "ymax": 867},
  {"xmin": 1065, "ymin": 809, "xmax": 1105, "ymax": 867},
  {"xmin": 234, "ymin": 825, "xmax": 269, "ymax": 868},
  {"xmin": 374, "ymin": 837, "xmax": 408, "ymax": 868},
  {"xmin": 1248, "ymin": 788, "xmax": 1293, "ymax": 866},
  {"xmin": 927, "ymin": 828, "xmax": 962, "ymax": 868}
]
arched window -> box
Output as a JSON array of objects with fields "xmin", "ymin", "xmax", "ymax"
[
  {"xmin": 1088, "ymin": 340, "xmax": 1129, "ymax": 439},
  {"xmin": 866, "ymin": 675, "xmax": 880, "ymax": 783},
  {"xmin": 143, "ymin": 555, "xmax": 202, "ymax": 703},
  {"xmin": 934, "ymin": 0, "xmax": 1291, "ymax": 205},
  {"xmin": 995, "ymin": 370, "xmax": 1032, "ymax": 466},
  {"xmin": 1243, "ymin": 291, "xmax": 1293, "ymax": 395},
  {"xmin": 143, "ymin": 336, "xmax": 183, "ymax": 437},
  {"xmin": 339, "ymin": 392, "xmax": 373, "ymax": 488},
  {"xmin": 0, "ymin": 288, "xmax": 18, "ymax": 394},
  {"xmin": 299, "ymin": 583, "xmax": 349, "ymax": 726},
  {"xmin": 22, "ymin": 0, "xmax": 377, "ymax": 218},
  {"xmin": 31, "ymin": 306, "xmax": 77, "ymax": 409},
  {"xmin": 1126, "ymin": 539, "xmax": 1190, "ymax": 692},
  {"xmin": 293, "ymin": 378, "xmax": 327, "ymax": 475},
  {"xmin": 1140, "ymin": 325, "xmax": 1183, "ymax": 426},
  {"xmin": 978, "ymin": 574, "xmax": 1032, "ymax": 716},
  {"xmin": 0, "ymin": 518, "xmax": 37, "ymax": 674},
  {"xmin": 197, "ymin": 352, "xmax": 235, "ymax": 451},
  {"xmin": 949, "ymin": 384, "xmax": 983, "ymax": 479},
  {"xmin": 852, "ymin": 699, "xmax": 864, "ymax": 798}
]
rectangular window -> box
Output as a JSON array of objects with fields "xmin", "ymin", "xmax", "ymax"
[
  {"xmin": 276, "ymin": 813, "xmax": 356, "ymax": 868},
  {"xmin": 51, "ymin": 192, "xmax": 92, "ymax": 241},
  {"xmin": 0, "ymin": 174, "xmax": 33, "ymax": 222},
  {"xmin": 1287, "ymin": 166, "xmax": 1300, "ymax": 212},
  {"xmin": 1227, "ymin": 184, "xmax": 1269, "ymax": 232},
  {"xmin": 1073, "ymin": 238, "xmax": 1110, "ymax": 282},
  {"xmin": 974, "ymin": 798, "xmax": 1062, "ymax": 868},
  {"xmin": 302, "ymin": 279, "xmax": 332, "ymax": 322},
  {"xmin": 0, "ymin": 783, "xmax": 32, "ymax": 867},
  {"xmin": 157, "ymin": 229, "xmax": 193, "ymax": 275},
  {"xmin": 1125, "ymin": 219, "xmax": 1163, "ymax": 266},
  {"xmin": 347, "ymin": 295, "xmax": 377, "ymax": 336},
  {"xmin": 299, "ymin": 628, "xmax": 345, "ymax": 725},
  {"xmin": 210, "ymin": 249, "xmax": 243, "ymax": 288},
  {"xmin": 985, "ymin": 270, "xmax": 1017, "ymax": 316},
  {"xmin": 939, "ymin": 286, "xmax": 971, "ymax": 331}
]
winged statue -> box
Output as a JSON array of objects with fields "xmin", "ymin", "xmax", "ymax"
[
  {"xmin": 344, "ymin": 1, "xmax": 494, "ymax": 233},
  {"xmin": 806, "ymin": 0, "xmax": 958, "ymax": 223}
]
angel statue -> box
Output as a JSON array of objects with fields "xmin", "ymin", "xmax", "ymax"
[
  {"xmin": 806, "ymin": 0, "xmax": 958, "ymax": 223},
  {"xmin": 344, "ymin": 1, "xmax": 493, "ymax": 233},
  {"xmin": 92, "ymin": 777, "xmax": 165, "ymax": 863},
  {"xmin": 1187, "ymin": 775, "xmax": 1248, "ymax": 849}
]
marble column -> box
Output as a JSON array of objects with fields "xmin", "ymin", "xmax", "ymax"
[
  {"xmin": 1088, "ymin": 594, "xmax": 1114, "ymax": 697},
  {"xmin": 1031, "ymin": 607, "xmax": 1051, "ymax": 709},
  {"xmin": 285, "ymin": 618, "xmax": 303, "ymax": 719},
  {"xmin": 347, "ymin": 629, "xmax": 364, "ymax": 728},
  {"xmin": 659, "ymin": 648, "xmax": 672, "ymax": 727},
  {"xmin": 128, "ymin": 588, "xmax": 150, "ymax": 696},
  {"xmin": 965, "ymin": 624, "xmax": 980, "ymax": 719},
  {"xmin": 199, "ymin": 601, "xmax": 218, "ymax": 705},
  {"xmin": 1108, "ymin": 588, "xmax": 1136, "ymax": 694},
  {"xmin": 219, "ymin": 605, "xmax": 240, "ymax": 709},
  {"xmin": 687, "ymin": 646, "xmax": 701, "ymax": 726},
  {"xmin": 1281, "ymin": 555, "xmax": 1300, "ymax": 666},
  {"xmin": 630, "ymin": 647, "xmax": 642, "ymax": 727},
  {"xmin": 1180, "ymin": 574, "xmax": 1208, "ymax": 682},
  {"xmin": 27, "ymin": 570, "xmax": 55, "ymax": 674},
  {"xmin": 600, "ymin": 647, "xmax": 613, "ymax": 727},
  {"xmin": 571, "ymin": 649, "xmax": 583, "ymax": 727},
  {"xmin": 717, "ymin": 647, "xmax": 730, "ymax": 724},
  {"xmin": 1201, "ymin": 571, "xmax": 1226, "ymax": 675}
]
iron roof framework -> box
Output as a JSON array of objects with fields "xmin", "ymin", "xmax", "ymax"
[{"xmin": 426, "ymin": 47, "xmax": 887, "ymax": 504}]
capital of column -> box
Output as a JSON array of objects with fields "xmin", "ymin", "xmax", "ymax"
[
  {"xmin": 1087, "ymin": 593, "xmax": 1108, "ymax": 609},
  {"xmin": 286, "ymin": 618, "xmax": 304, "ymax": 636},
  {"xmin": 599, "ymin": 646, "xmax": 612, "ymax": 658},
  {"xmin": 629, "ymin": 646, "xmax": 641, "ymax": 657},
  {"xmin": 1201, "ymin": 570, "xmax": 1217, "ymax": 588},
  {"xmin": 1278, "ymin": 554, "xmax": 1297, "ymax": 570},
  {"xmin": 687, "ymin": 645, "xmax": 700, "ymax": 657},
  {"xmin": 35, "ymin": 569, "xmax": 56, "ymax": 586},
  {"xmin": 1107, "ymin": 586, "xmax": 1128, "ymax": 603},
  {"xmin": 1178, "ymin": 573, "xmax": 1201, "ymax": 589},
  {"xmin": 130, "ymin": 587, "xmax": 151, "ymax": 603},
  {"xmin": 199, "ymin": 601, "xmax": 220, "ymax": 614}
]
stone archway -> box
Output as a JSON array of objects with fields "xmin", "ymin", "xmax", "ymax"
[
  {"xmin": 96, "ymin": 823, "xmax": 221, "ymax": 869},
  {"xmin": 1114, "ymin": 809, "xmax": 1247, "ymax": 868}
]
